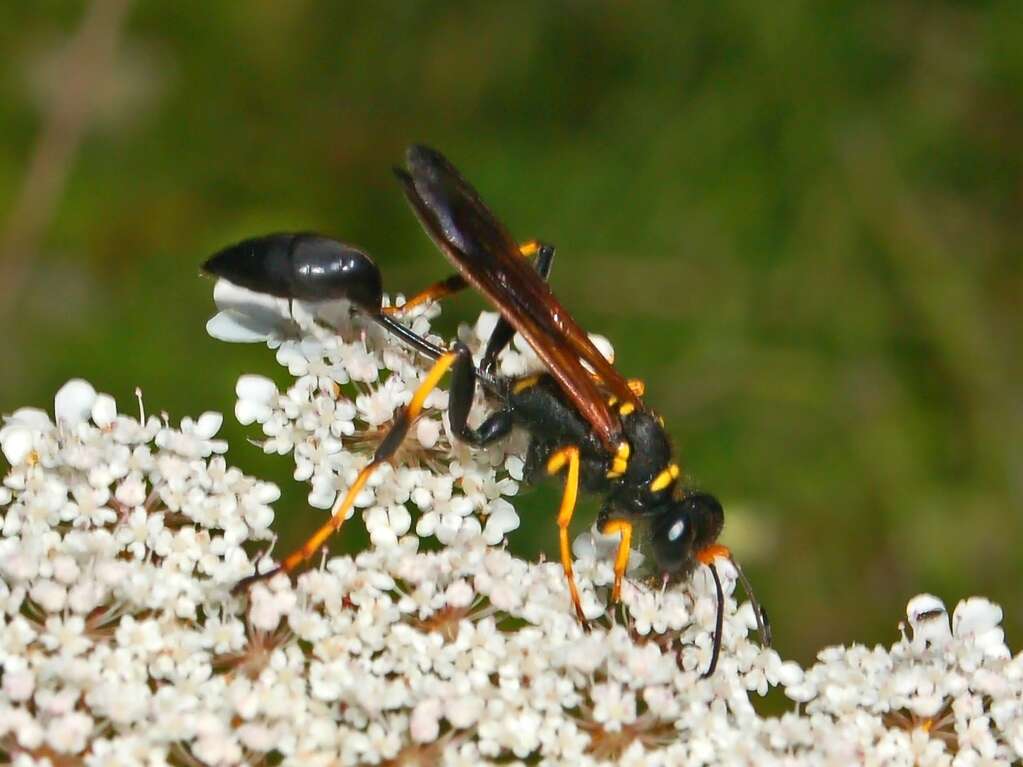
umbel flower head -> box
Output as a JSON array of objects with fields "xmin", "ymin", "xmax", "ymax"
[
  {"xmin": 0, "ymin": 288, "xmax": 1021, "ymax": 764},
  {"xmin": 210, "ymin": 278, "xmax": 529, "ymax": 552}
]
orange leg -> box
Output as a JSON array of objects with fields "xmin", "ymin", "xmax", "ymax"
[
  {"xmin": 235, "ymin": 351, "xmax": 460, "ymax": 591},
  {"xmin": 383, "ymin": 240, "xmax": 542, "ymax": 315},
  {"xmin": 381, "ymin": 274, "xmax": 467, "ymax": 315},
  {"xmin": 600, "ymin": 519, "xmax": 633, "ymax": 603},
  {"xmin": 547, "ymin": 445, "xmax": 587, "ymax": 624}
]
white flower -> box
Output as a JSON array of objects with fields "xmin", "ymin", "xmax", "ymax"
[
  {"xmin": 155, "ymin": 411, "xmax": 227, "ymax": 458},
  {"xmin": 410, "ymin": 698, "xmax": 442, "ymax": 743},
  {"xmin": 235, "ymin": 374, "xmax": 278, "ymax": 425},
  {"xmin": 1, "ymin": 407, "xmax": 52, "ymax": 465},
  {"xmin": 591, "ymin": 681, "xmax": 638, "ymax": 732},
  {"xmin": 3, "ymin": 303, "xmax": 1023, "ymax": 764},
  {"xmin": 212, "ymin": 296, "xmax": 524, "ymax": 549}
]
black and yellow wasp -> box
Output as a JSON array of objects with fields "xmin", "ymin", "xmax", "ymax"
[{"xmin": 203, "ymin": 145, "xmax": 769, "ymax": 675}]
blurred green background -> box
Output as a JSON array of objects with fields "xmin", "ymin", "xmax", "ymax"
[{"xmin": 2, "ymin": 1, "xmax": 1021, "ymax": 666}]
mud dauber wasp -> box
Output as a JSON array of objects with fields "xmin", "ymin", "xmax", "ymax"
[{"xmin": 203, "ymin": 145, "xmax": 770, "ymax": 676}]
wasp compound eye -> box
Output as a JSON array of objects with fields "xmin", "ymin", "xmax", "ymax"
[{"xmin": 651, "ymin": 505, "xmax": 695, "ymax": 575}]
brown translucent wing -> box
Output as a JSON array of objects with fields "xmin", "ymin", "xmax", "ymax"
[{"xmin": 396, "ymin": 145, "xmax": 640, "ymax": 449}]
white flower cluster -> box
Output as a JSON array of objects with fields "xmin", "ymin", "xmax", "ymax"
[
  {"xmin": 208, "ymin": 279, "xmax": 535, "ymax": 549},
  {"xmin": 2, "ymin": 284, "xmax": 1021, "ymax": 764},
  {"xmin": 0, "ymin": 381, "xmax": 787, "ymax": 764},
  {"xmin": 0, "ymin": 380, "xmax": 279, "ymax": 764},
  {"xmin": 1, "ymin": 388, "xmax": 1020, "ymax": 764}
]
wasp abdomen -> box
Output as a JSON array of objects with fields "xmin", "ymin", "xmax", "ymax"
[{"xmin": 203, "ymin": 233, "xmax": 384, "ymax": 311}]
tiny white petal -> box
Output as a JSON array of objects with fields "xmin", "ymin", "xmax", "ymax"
[
  {"xmin": 505, "ymin": 454, "xmax": 524, "ymax": 481},
  {"xmin": 1, "ymin": 427, "xmax": 34, "ymax": 465},
  {"xmin": 953, "ymin": 597, "xmax": 1002, "ymax": 638},
  {"xmin": 907, "ymin": 593, "xmax": 946, "ymax": 621},
  {"xmin": 90, "ymin": 394, "xmax": 117, "ymax": 427},
  {"xmin": 207, "ymin": 311, "xmax": 273, "ymax": 342},
  {"xmin": 195, "ymin": 412, "xmax": 224, "ymax": 438},
  {"xmin": 776, "ymin": 661, "xmax": 803, "ymax": 687},
  {"xmin": 416, "ymin": 418, "xmax": 441, "ymax": 449},
  {"xmin": 473, "ymin": 311, "xmax": 500, "ymax": 342},
  {"xmin": 54, "ymin": 379, "xmax": 97, "ymax": 426},
  {"xmin": 3, "ymin": 667, "xmax": 34, "ymax": 702},
  {"xmin": 483, "ymin": 503, "xmax": 519, "ymax": 545},
  {"xmin": 589, "ymin": 333, "xmax": 615, "ymax": 363},
  {"xmin": 445, "ymin": 579, "xmax": 474, "ymax": 608},
  {"xmin": 410, "ymin": 699, "xmax": 442, "ymax": 743},
  {"xmin": 236, "ymin": 374, "xmax": 277, "ymax": 403},
  {"xmin": 906, "ymin": 593, "xmax": 951, "ymax": 650}
]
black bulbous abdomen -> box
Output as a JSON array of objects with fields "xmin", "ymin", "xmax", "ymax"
[{"xmin": 203, "ymin": 233, "xmax": 383, "ymax": 311}]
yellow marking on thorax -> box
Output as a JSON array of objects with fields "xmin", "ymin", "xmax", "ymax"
[
  {"xmin": 518, "ymin": 240, "xmax": 540, "ymax": 257},
  {"xmin": 649, "ymin": 463, "xmax": 681, "ymax": 493},
  {"xmin": 606, "ymin": 441, "xmax": 631, "ymax": 478},
  {"xmin": 618, "ymin": 402, "xmax": 635, "ymax": 416},
  {"xmin": 512, "ymin": 375, "xmax": 541, "ymax": 394}
]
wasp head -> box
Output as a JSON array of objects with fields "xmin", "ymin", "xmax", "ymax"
[{"xmin": 650, "ymin": 491, "xmax": 724, "ymax": 580}]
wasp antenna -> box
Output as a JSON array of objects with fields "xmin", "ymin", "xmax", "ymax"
[
  {"xmin": 701, "ymin": 562, "xmax": 725, "ymax": 678},
  {"xmin": 729, "ymin": 554, "xmax": 772, "ymax": 648}
]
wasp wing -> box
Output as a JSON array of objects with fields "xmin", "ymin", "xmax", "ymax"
[{"xmin": 397, "ymin": 144, "xmax": 640, "ymax": 449}]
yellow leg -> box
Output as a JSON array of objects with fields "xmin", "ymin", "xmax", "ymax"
[
  {"xmin": 407, "ymin": 351, "xmax": 458, "ymax": 414},
  {"xmin": 236, "ymin": 352, "xmax": 459, "ymax": 591},
  {"xmin": 384, "ymin": 241, "xmax": 541, "ymax": 315},
  {"xmin": 548, "ymin": 446, "xmax": 587, "ymax": 624},
  {"xmin": 600, "ymin": 519, "xmax": 633, "ymax": 603},
  {"xmin": 280, "ymin": 459, "xmax": 374, "ymax": 572}
]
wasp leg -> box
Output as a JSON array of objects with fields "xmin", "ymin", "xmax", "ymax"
[
  {"xmin": 599, "ymin": 518, "xmax": 633, "ymax": 604},
  {"xmin": 367, "ymin": 315, "xmax": 502, "ymax": 396},
  {"xmin": 383, "ymin": 240, "xmax": 549, "ymax": 317},
  {"xmin": 234, "ymin": 350, "xmax": 460, "ymax": 592},
  {"xmin": 480, "ymin": 242, "xmax": 556, "ymax": 376},
  {"xmin": 372, "ymin": 312, "xmax": 448, "ymax": 362},
  {"xmin": 448, "ymin": 342, "xmax": 514, "ymax": 446},
  {"xmin": 547, "ymin": 445, "xmax": 588, "ymax": 625},
  {"xmin": 381, "ymin": 274, "xmax": 467, "ymax": 316}
]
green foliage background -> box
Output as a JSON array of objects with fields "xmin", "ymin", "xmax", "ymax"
[{"xmin": 2, "ymin": 2, "xmax": 1021, "ymax": 664}]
